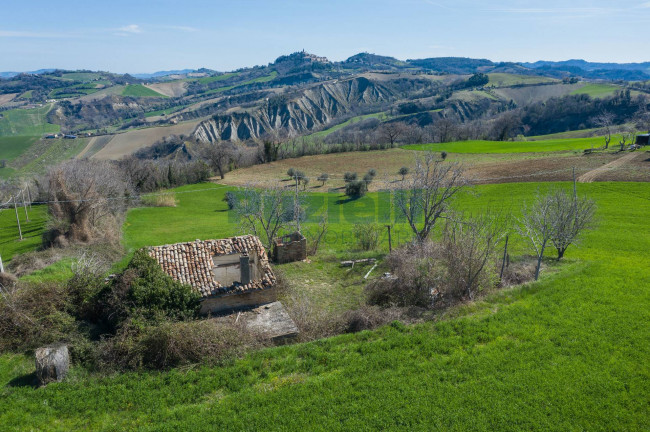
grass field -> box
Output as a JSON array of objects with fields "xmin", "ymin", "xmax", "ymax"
[
  {"xmin": 308, "ymin": 112, "xmax": 386, "ymax": 138},
  {"xmin": 0, "ymin": 203, "xmax": 47, "ymax": 262},
  {"xmin": 196, "ymin": 72, "xmax": 239, "ymax": 84},
  {"xmin": 488, "ymin": 73, "xmax": 557, "ymax": 87},
  {"xmin": 0, "ymin": 136, "xmax": 39, "ymax": 162},
  {"xmin": 58, "ymin": 72, "xmax": 104, "ymax": 81},
  {"xmin": 1, "ymin": 181, "xmax": 649, "ymax": 430},
  {"xmin": 571, "ymin": 83, "xmax": 620, "ymax": 98},
  {"xmin": 205, "ymin": 71, "xmax": 279, "ymax": 95},
  {"xmin": 0, "ymin": 105, "xmax": 59, "ymax": 136},
  {"xmin": 403, "ymin": 136, "xmax": 608, "ymax": 153},
  {"xmin": 122, "ymin": 84, "xmax": 168, "ymax": 98}
]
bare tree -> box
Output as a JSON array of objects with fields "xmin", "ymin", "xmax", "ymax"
[
  {"xmin": 431, "ymin": 117, "xmax": 459, "ymax": 143},
  {"xmin": 232, "ymin": 184, "xmax": 303, "ymax": 248},
  {"xmin": 394, "ymin": 152, "xmax": 466, "ymax": 241},
  {"xmin": 442, "ymin": 212, "xmax": 507, "ymax": 299},
  {"xmin": 490, "ymin": 111, "xmax": 521, "ymax": 141},
  {"xmin": 516, "ymin": 191, "xmax": 556, "ymax": 281},
  {"xmin": 199, "ymin": 141, "xmax": 235, "ymax": 179},
  {"xmin": 593, "ymin": 111, "xmax": 615, "ymax": 149},
  {"xmin": 549, "ymin": 190, "xmax": 596, "ymax": 260},
  {"xmin": 45, "ymin": 160, "xmax": 132, "ymax": 246},
  {"xmin": 380, "ymin": 122, "xmax": 407, "ymax": 148},
  {"xmin": 619, "ymin": 126, "xmax": 637, "ymax": 151},
  {"xmin": 634, "ymin": 107, "xmax": 650, "ymax": 134}
]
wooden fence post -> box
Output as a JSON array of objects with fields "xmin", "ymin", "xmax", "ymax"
[
  {"xmin": 13, "ymin": 196, "xmax": 23, "ymax": 241},
  {"xmin": 499, "ymin": 234, "xmax": 509, "ymax": 282}
]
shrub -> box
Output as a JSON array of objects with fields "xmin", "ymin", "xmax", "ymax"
[
  {"xmin": 343, "ymin": 172, "xmax": 358, "ymax": 183},
  {"xmin": 365, "ymin": 241, "xmax": 443, "ymax": 308},
  {"xmin": 441, "ymin": 151, "xmax": 448, "ymax": 160},
  {"xmin": 345, "ymin": 180, "xmax": 366, "ymax": 198},
  {"xmin": 367, "ymin": 169, "xmax": 377, "ymax": 178},
  {"xmin": 141, "ymin": 192, "xmax": 177, "ymax": 207},
  {"xmin": 286, "ymin": 168, "xmax": 296, "ymax": 179},
  {"xmin": 353, "ymin": 223, "xmax": 382, "ymax": 250},
  {"xmin": 120, "ymin": 250, "xmax": 201, "ymax": 322},
  {"xmin": 398, "ymin": 166, "xmax": 409, "ymax": 180},
  {"xmin": 223, "ymin": 191, "xmax": 237, "ymax": 210}
]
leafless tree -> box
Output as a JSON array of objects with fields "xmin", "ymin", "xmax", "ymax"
[
  {"xmin": 232, "ymin": 183, "xmax": 303, "ymax": 249},
  {"xmin": 431, "ymin": 117, "xmax": 459, "ymax": 143},
  {"xmin": 517, "ymin": 191, "xmax": 555, "ymax": 281},
  {"xmin": 380, "ymin": 122, "xmax": 407, "ymax": 148},
  {"xmin": 634, "ymin": 107, "xmax": 650, "ymax": 133},
  {"xmin": 442, "ymin": 211, "xmax": 508, "ymax": 299},
  {"xmin": 619, "ymin": 126, "xmax": 637, "ymax": 151},
  {"xmin": 199, "ymin": 141, "xmax": 235, "ymax": 179},
  {"xmin": 45, "ymin": 160, "xmax": 132, "ymax": 246},
  {"xmin": 394, "ymin": 152, "xmax": 466, "ymax": 241},
  {"xmin": 549, "ymin": 190, "xmax": 596, "ymax": 260},
  {"xmin": 593, "ymin": 111, "xmax": 615, "ymax": 149},
  {"xmin": 490, "ymin": 111, "xmax": 521, "ymax": 141}
]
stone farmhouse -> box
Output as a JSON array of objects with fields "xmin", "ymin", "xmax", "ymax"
[{"xmin": 147, "ymin": 235, "xmax": 277, "ymax": 315}]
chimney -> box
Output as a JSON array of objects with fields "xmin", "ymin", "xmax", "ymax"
[{"xmin": 240, "ymin": 255, "xmax": 250, "ymax": 285}]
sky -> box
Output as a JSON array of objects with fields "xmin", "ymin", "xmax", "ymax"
[{"xmin": 1, "ymin": 0, "xmax": 649, "ymax": 73}]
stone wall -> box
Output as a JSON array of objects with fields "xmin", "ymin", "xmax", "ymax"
[
  {"xmin": 273, "ymin": 232, "xmax": 307, "ymax": 263},
  {"xmin": 199, "ymin": 287, "xmax": 277, "ymax": 315}
]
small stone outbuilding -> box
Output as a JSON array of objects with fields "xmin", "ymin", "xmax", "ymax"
[
  {"xmin": 273, "ymin": 232, "xmax": 307, "ymax": 263},
  {"xmin": 147, "ymin": 235, "xmax": 277, "ymax": 315}
]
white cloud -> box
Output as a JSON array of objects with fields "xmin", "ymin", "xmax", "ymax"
[
  {"xmin": 640, "ymin": 1, "xmax": 650, "ymax": 7},
  {"xmin": 114, "ymin": 24, "xmax": 143, "ymax": 36}
]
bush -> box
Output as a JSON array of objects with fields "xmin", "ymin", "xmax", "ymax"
[
  {"xmin": 398, "ymin": 166, "xmax": 409, "ymax": 180},
  {"xmin": 118, "ymin": 250, "xmax": 201, "ymax": 322},
  {"xmin": 223, "ymin": 191, "xmax": 237, "ymax": 209},
  {"xmin": 441, "ymin": 151, "xmax": 447, "ymax": 160},
  {"xmin": 353, "ymin": 223, "xmax": 382, "ymax": 250},
  {"xmin": 365, "ymin": 241, "xmax": 443, "ymax": 308},
  {"xmin": 317, "ymin": 173, "xmax": 329, "ymax": 186},
  {"xmin": 345, "ymin": 180, "xmax": 366, "ymax": 198},
  {"xmin": 286, "ymin": 168, "xmax": 296, "ymax": 178},
  {"xmin": 141, "ymin": 192, "xmax": 177, "ymax": 207},
  {"xmin": 343, "ymin": 172, "xmax": 358, "ymax": 183}
]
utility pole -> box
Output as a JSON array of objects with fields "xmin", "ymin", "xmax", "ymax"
[
  {"xmin": 13, "ymin": 196, "xmax": 23, "ymax": 241},
  {"xmin": 21, "ymin": 189, "xmax": 29, "ymax": 222},
  {"xmin": 499, "ymin": 235, "xmax": 509, "ymax": 282},
  {"xmin": 385, "ymin": 225, "xmax": 392, "ymax": 252},
  {"xmin": 27, "ymin": 186, "xmax": 33, "ymax": 210},
  {"xmin": 0, "ymin": 254, "xmax": 4, "ymax": 273},
  {"xmin": 294, "ymin": 174, "xmax": 301, "ymax": 233}
]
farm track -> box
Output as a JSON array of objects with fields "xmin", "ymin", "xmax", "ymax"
[{"xmin": 577, "ymin": 151, "xmax": 641, "ymax": 183}]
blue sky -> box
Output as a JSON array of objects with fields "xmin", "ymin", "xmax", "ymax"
[{"xmin": 1, "ymin": 0, "xmax": 649, "ymax": 73}]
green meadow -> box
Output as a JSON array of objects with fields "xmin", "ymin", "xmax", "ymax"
[
  {"xmin": 122, "ymin": 84, "xmax": 168, "ymax": 98},
  {"xmin": 403, "ymin": 136, "xmax": 608, "ymax": 153},
  {"xmin": 0, "ymin": 136, "xmax": 39, "ymax": 162},
  {"xmin": 1, "ymin": 181, "xmax": 649, "ymax": 430},
  {"xmin": 0, "ymin": 105, "xmax": 60, "ymax": 136},
  {"xmin": 571, "ymin": 83, "xmax": 620, "ymax": 98}
]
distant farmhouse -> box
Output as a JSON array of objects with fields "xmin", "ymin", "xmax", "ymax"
[{"xmin": 147, "ymin": 235, "xmax": 277, "ymax": 314}]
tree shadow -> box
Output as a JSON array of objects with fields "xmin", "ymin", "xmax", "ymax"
[
  {"xmin": 335, "ymin": 196, "xmax": 362, "ymax": 205},
  {"xmin": 7, "ymin": 372, "xmax": 38, "ymax": 388}
]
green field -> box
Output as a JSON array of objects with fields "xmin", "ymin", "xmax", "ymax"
[
  {"xmin": 0, "ymin": 105, "xmax": 60, "ymax": 136},
  {"xmin": 0, "ymin": 136, "xmax": 39, "ymax": 162},
  {"xmin": 571, "ymin": 83, "xmax": 620, "ymax": 98},
  {"xmin": 1, "ymin": 181, "xmax": 649, "ymax": 430},
  {"xmin": 403, "ymin": 136, "xmax": 609, "ymax": 153},
  {"xmin": 196, "ymin": 72, "xmax": 239, "ymax": 84},
  {"xmin": 122, "ymin": 84, "xmax": 168, "ymax": 98},
  {"xmin": 57, "ymin": 72, "xmax": 104, "ymax": 81},
  {"xmin": 206, "ymin": 71, "xmax": 279, "ymax": 95},
  {"xmin": 308, "ymin": 112, "xmax": 386, "ymax": 138},
  {"xmin": 488, "ymin": 73, "xmax": 557, "ymax": 87},
  {"xmin": 0, "ymin": 203, "xmax": 47, "ymax": 262}
]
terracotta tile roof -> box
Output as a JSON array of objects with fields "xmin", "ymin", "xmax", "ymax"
[{"xmin": 147, "ymin": 235, "xmax": 276, "ymax": 298}]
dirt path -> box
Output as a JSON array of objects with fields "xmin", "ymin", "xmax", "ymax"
[{"xmin": 577, "ymin": 151, "xmax": 640, "ymax": 183}]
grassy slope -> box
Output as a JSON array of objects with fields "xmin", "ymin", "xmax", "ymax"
[
  {"xmin": 0, "ymin": 204, "xmax": 48, "ymax": 262},
  {"xmin": 571, "ymin": 83, "xmax": 619, "ymax": 98},
  {"xmin": 403, "ymin": 136, "xmax": 610, "ymax": 153},
  {"xmin": 488, "ymin": 73, "xmax": 557, "ymax": 86},
  {"xmin": 1, "ymin": 182, "xmax": 649, "ymax": 430},
  {"xmin": 0, "ymin": 105, "xmax": 60, "ymax": 136},
  {"xmin": 0, "ymin": 136, "xmax": 39, "ymax": 162},
  {"xmin": 122, "ymin": 84, "xmax": 168, "ymax": 98}
]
